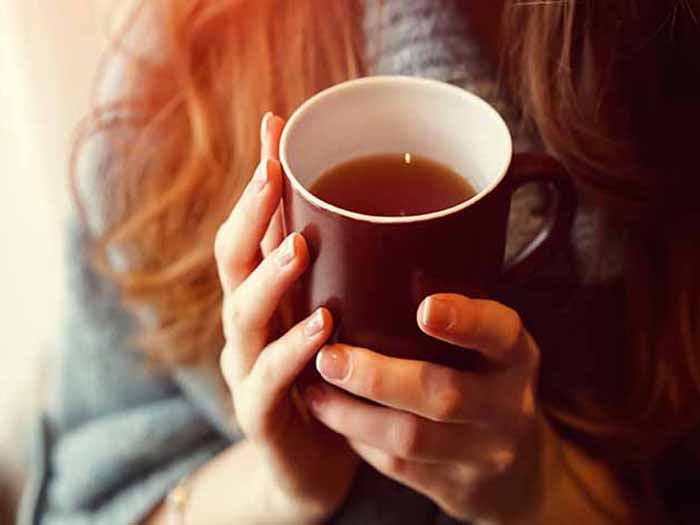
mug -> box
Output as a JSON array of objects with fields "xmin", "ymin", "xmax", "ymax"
[{"xmin": 279, "ymin": 76, "xmax": 575, "ymax": 372}]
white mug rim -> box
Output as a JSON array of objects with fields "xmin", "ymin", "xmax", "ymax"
[{"xmin": 279, "ymin": 76, "xmax": 513, "ymax": 225}]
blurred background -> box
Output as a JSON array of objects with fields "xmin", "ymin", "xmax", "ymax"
[{"xmin": 0, "ymin": 0, "xmax": 114, "ymax": 518}]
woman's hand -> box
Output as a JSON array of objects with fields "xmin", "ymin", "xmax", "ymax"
[
  {"xmin": 304, "ymin": 294, "xmax": 541, "ymax": 522},
  {"xmin": 215, "ymin": 113, "xmax": 358, "ymax": 524}
]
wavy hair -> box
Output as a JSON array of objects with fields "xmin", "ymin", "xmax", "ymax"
[
  {"xmin": 74, "ymin": 0, "xmax": 700, "ymax": 509},
  {"xmin": 507, "ymin": 0, "xmax": 700, "ymax": 456},
  {"xmin": 73, "ymin": 0, "xmax": 364, "ymax": 365}
]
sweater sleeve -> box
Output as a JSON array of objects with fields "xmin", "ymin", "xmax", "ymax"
[
  {"xmin": 18, "ymin": 220, "xmax": 231, "ymax": 525},
  {"xmin": 18, "ymin": 10, "xmax": 239, "ymax": 521}
]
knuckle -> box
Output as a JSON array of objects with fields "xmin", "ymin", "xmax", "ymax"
[
  {"xmin": 483, "ymin": 445, "xmax": 516, "ymax": 475},
  {"xmin": 360, "ymin": 361, "xmax": 383, "ymax": 397},
  {"xmin": 391, "ymin": 415, "xmax": 421, "ymax": 458},
  {"xmin": 226, "ymin": 290, "xmax": 250, "ymax": 330},
  {"xmin": 421, "ymin": 364, "xmax": 465, "ymax": 421},
  {"xmin": 214, "ymin": 223, "xmax": 232, "ymax": 265},
  {"xmin": 500, "ymin": 307, "xmax": 525, "ymax": 360},
  {"xmin": 221, "ymin": 299, "xmax": 235, "ymax": 339},
  {"xmin": 433, "ymin": 384, "xmax": 465, "ymax": 422}
]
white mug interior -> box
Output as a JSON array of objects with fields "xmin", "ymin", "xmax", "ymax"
[{"xmin": 279, "ymin": 76, "xmax": 513, "ymax": 224}]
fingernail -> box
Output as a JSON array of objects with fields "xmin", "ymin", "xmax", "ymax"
[
  {"xmin": 260, "ymin": 111, "xmax": 273, "ymax": 145},
  {"xmin": 304, "ymin": 383, "xmax": 326, "ymax": 410},
  {"xmin": 316, "ymin": 346, "xmax": 350, "ymax": 381},
  {"xmin": 304, "ymin": 309, "xmax": 325, "ymax": 337},
  {"xmin": 251, "ymin": 159, "xmax": 269, "ymax": 193},
  {"xmin": 276, "ymin": 234, "xmax": 296, "ymax": 266},
  {"xmin": 422, "ymin": 297, "xmax": 457, "ymax": 331}
]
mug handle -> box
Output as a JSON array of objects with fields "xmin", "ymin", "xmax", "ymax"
[{"xmin": 501, "ymin": 153, "xmax": 577, "ymax": 281}]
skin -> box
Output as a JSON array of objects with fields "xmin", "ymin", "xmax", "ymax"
[
  {"xmin": 126, "ymin": 1, "xmax": 672, "ymax": 521},
  {"xmin": 145, "ymin": 115, "xmax": 359, "ymax": 525},
  {"xmin": 145, "ymin": 113, "xmax": 642, "ymax": 525},
  {"xmin": 234, "ymin": 115, "xmax": 631, "ymax": 523},
  {"xmin": 144, "ymin": 2, "xmax": 529, "ymax": 522},
  {"xmin": 239, "ymin": 114, "xmax": 542, "ymax": 522},
  {"xmin": 215, "ymin": 114, "xmax": 359, "ymax": 519}
]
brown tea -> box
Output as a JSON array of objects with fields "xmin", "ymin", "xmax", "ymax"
[{"xmin": 310, "ymin": 153, "xmax": 477, "ymax": 217}]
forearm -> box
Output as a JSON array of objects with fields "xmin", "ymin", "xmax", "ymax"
[
  {"xmin": 527, "ymin": 419, "xmax": 641, "ymax": 524},
  {"xmin": 143, "ymin": 438, "xmax": 316, "ymax": 525},
  {"xmin": 474, "ymin": 418, "xmax": 648, "ymax": 525}
]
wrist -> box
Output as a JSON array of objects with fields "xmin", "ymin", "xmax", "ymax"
[
  {"xmin": 258, "ymin": 446, "xmax": 335, "ymax": 525},
  {"xmin": 468, "ymin": 414, "xmax": 548, "ymax": 525},
  {"xmin": 508, "ymin": 414, "xmax": 644, "ymax": 524},
  {"xmin": 265, "ymin": 480, "xmax": 329, "ymax": 525}
]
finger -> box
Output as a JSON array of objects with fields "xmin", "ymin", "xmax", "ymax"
[
  {"xmin": 230, "ymin": 309, "xmax": 333, "ymax": 437},
  {"xmin": 261, "ymin": 204, "xmax": 285, "ymax": 257},
  {"xmin": 260, "ymin": 112, "xmax": 285, "ymax": 160},
  {"xmin": 224, "ymin": 232, "xmax": 309, "ymax": 344},
  {"xmin": 305, "ymin": 384, "xmax": 513, "ymax": 470},
  {"xmin": 347, "ymin": 441, "xmax": 473, "ymax": 521},
  {"xmin": 259, "ymin": 113, "xmax": 286, "ymax": 257},
  {"xmin": 315, "ymin": 344, "xmax": 489, "ymax": 423},
  {"xmin": 214, "ymin": 158, "xmax": 283, "ymax": 292},
  {"xmin": 417, "ymin": 294, "xmax": 535, "ymax": 368}
]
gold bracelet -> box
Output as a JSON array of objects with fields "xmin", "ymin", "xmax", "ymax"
[{"xmin": 166, "ymin": 475, "xmax": 192, "ymax": 525}]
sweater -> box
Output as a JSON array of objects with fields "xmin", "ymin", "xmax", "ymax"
[{"xmin": 19, "ymin": 1, "xmax": 621, "ymax": 523}]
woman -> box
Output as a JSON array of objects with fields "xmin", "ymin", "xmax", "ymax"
[{"xmin": 21, "ymin": 0, "xmax": 700, "ymax": 523}]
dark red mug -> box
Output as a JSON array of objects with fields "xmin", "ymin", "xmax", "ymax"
[{"xmin": 279, "ymin": 76, "xmax": 574, "ymax": 372}]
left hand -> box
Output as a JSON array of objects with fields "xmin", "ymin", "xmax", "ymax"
[{"xmin": 303, "ymin": 293, "xmax": 541, "ymax": 521}]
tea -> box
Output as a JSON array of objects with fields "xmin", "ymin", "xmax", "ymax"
[{"xmin": 310, "ymin": 153, "xmax": 476, "ymax": 217}]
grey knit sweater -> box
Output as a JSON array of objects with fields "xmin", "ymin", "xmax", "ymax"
[{"xmin": 19, "ymin": 1, "xmax": 617, "ymax": 524}]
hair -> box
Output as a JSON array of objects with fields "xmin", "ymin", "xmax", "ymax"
[
  {"xmin": 74, "ymin": 0, "xmax": 699, "ymax": 508},
  {"xmin": 74, "ymin": 0, "xmax": 364, "ymax": 365},
  {"xmin": 505, "ymin": 0, "xmax": 700, "ymax": 457}
]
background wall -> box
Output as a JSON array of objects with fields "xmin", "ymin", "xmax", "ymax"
[{"xmin": 0, "ymin": 0, "xmax": 109, "ymax": 510}]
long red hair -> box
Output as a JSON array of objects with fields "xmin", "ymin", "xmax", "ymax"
[
  {"xmin": 506, "ymin": 0, "xmax": 700, "ymax": 452},
  {"xmin": 74, "ymin": 0, "xmax": 364, "ymax": 364},
  {"xmin": 74, "ymin": 0, "xmax": 700, "ymax": 512}
]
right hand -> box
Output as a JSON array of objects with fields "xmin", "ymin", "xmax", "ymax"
[{"xmin": 215, "ymin": 113, "xmax": 358, "ymax": 523}]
